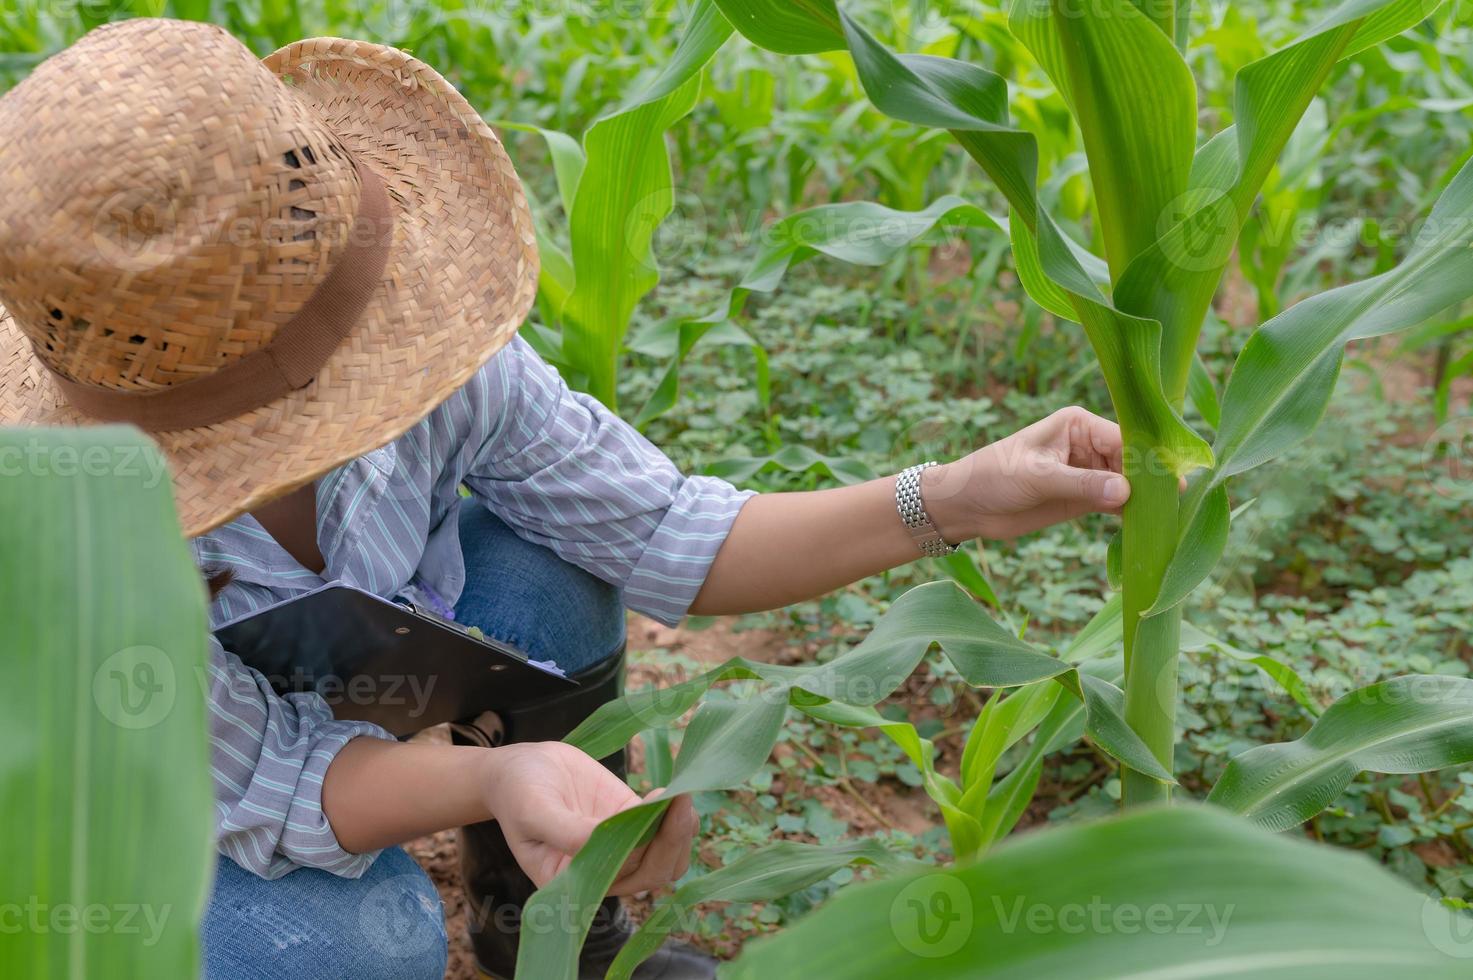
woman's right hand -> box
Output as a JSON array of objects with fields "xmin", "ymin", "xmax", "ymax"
[{"xmin": 483, "ymin": 741, "xmax": 697, "ymax": 895}]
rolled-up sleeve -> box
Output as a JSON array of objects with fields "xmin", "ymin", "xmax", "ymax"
[
  {"xmin": 207, "ymin": 636, "xmax": 395, "ymax": 879},
  {"xmin": 461, "ymin": 337, "xmax": 753, "ymax": 625}
]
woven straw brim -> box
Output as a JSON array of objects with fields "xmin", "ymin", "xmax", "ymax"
[{"xmin": 0, "ymin": 37, "xmax": 537, "ymax": 537}]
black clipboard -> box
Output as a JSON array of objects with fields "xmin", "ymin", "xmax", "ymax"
[{"xmin": 214, "ymin": 582, "xmax": 576, "ymax": 737}]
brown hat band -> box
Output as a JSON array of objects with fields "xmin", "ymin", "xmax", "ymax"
[{"xmin": 48, "ymin": 161, "xmax": 394, "ymax": 432}]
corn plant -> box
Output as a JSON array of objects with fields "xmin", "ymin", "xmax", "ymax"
[
  {"xmin": 0, "ymin": 428, "xmax": 214, "ymax": 979},
  {"xmin": 516, "ymin": 1, "xmax": 1473, "ymax": 976},
  {"xmin": 507, "ymin": 0, "xmax": 1001, "ymax": 423},
  {"xmin": 704, "ymin": 0, "xmax": 1473, "ymax": 805}
]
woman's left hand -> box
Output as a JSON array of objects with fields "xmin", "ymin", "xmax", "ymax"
[{"xmin": 924, "ymin": 406, "xmax": 1132, "ymax": 541}]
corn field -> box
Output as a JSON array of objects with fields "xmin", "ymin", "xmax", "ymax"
[{"xmin": 5, "ymin": 1, "xmax": 1473, "ymax": 978}]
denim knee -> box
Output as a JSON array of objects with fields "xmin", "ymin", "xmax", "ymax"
[
  {"xmin": 454, "ymin": 503, "xmax": 625, "ymax": 675},
  {"xmin": 203, "ymin": 846, "xmax": 447, "ymax": 980}
]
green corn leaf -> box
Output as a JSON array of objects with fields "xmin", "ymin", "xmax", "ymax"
[
  {"xmin": 937, "ymin": 804, "xmax": 987, "ymax": 862},
  {"xmin": 937, "ymin": 546, "xmax": 1003, "ymax": 609},
  {"xmin": 801, "ymin": 581, "xmax": 1071, "ymax": 698},
  {"xmin": 519, "ymin": 804, "xmax": 666, "ymax": 980},
  {"xmin": 629, "ymin": 195, "xmax": 1000, "ymax": 427},
  {"xmin": 793, "ymin": 697, "xmax": 957, "ymax": 808},
  {"xmin": 725, "ymin": 805, "xmax": 1469, "ymax": 978},
  {"xmin": 1074, "ymin": 302, "xmax": 1213, "ymax": 476},
  {"xmin": 1105, "ymin": 530, "xmax": 1122, "ymax": 590},
  {"xmin": 517, "ymin": 695, "xmax": 788, "ymax": 979},
  {"xmin": 974, "ymin": 760, "xmax": 1042, "ymax": 854},
  {"xmin": 486, "ymin": 127, "xmax": 583, "ymax": 342},
  {"xmin": 960, "ymin": 682, "xmax": 1061, "ymax": 797},
  {"xmin": 1141, "ymin": 481, "xmax": 1230, "ymax": 618},
  {"xmin": 1005, "ymin": 210, "xmax": 1089, "ymax": 320},
  {"xmin": 1188, "ymin": 352, "xmax": 1222, "ymax": 429},
  {"xmin": 958, "ymin": 682, "xmax": 1064, "ymax": 832},
  {"xmin": 790, "ymin": 698, "xmax": 983, "ymax": 859},
  {"xmin": 711, "ymin": 0, "xmax": 843, "ymax": 54},
  {"xmin": 975, "ymin": 657, "xmax": 1128, "ymax": 848},
  {"xmin": 958, "ymin": 690, "xmax": 1007, "ymax": 804},
  {"xmin": 554, "ymin": 0, "xmax": 733, "ymax": 409},
  {"xmin": 1209, "ymin": 675, "xmax": 1473, "ymax": 831},
  {"xmin": 1213, "ymin": 152, "xmax": 1473, "ymax": 481},
  {"xmin": 1061, "ymin": 594, "xmax": 1124, "ymax": 663},
  {"xmin": 491, "ymin": 121, "xmax": 587, "ymax": 215},
  {"xmin": 1114, "ymin": 0, "xmax": 1449, "ymax": 402},
  {"xmin": 1077, "ymin": 673, "xmax": 1175, "ymax": 783},
  {"xmin": 1180, "ymin": 621, "xmax": 1320, "ymax": 718},
  {"xmin": 533, "ymin": 228, "xmax": 576, "ymax": 336},
  {"xmin": 564, "ymin": 657, "xmax": 801, "ymax": 761},
  {"xmin": 608, "ymin": 840, "xmax": 918, "ymax": 980},
  {"xmin": 640, "ymin": 727, "xmax": 674, "ymax": 788},
  {"xmin": 1342, "ymin": 0, "xmax": 1453, "ymax": 56},
  {"xmin": 831, "ymin": 10, "xmax": 1099, "ymax": 296},
  {"xmin": 798, "ymin": 586, "xmax": 1169, "ymax": 791},
  {"xmin": 1, "ymin": 427, "xmax": 213, "ymax": 980},
  {"xmin": 1018, "ymin": 0, "xmax": 1197, "ymax": 279}
]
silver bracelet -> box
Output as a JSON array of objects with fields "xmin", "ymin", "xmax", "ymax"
[{"xmin": 895, "ymin": 461, "xmax": 957, "ymax": 558}]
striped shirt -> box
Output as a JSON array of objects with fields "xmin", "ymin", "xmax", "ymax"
[{"xmin": 197, "ymin": 336, "xmax": 752, "ymax": 879}]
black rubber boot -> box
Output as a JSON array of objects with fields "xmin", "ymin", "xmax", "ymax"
[{"xmin": 453, "ymin": 648, "xmax": 717, "ymax": 980}]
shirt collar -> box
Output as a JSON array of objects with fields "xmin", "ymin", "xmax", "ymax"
[{"xmin": 191, "ymin": 441, "xmax": 398, "ymax": 593}]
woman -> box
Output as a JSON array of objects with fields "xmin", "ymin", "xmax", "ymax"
[{"xmin": 0, "ymin": 19, "xmax": 1132, "ymax": 980}]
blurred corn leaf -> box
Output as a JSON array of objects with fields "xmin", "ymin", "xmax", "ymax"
[
  {"xmin": 0, "ymin": 427, "xmax": 213, "ymax": 979},
  {"xmin": 724, "ymin": 806, "xmax": 1468, "ymax": 978},
  {"xmin": 1209, "ymin": 675, "xmax": 1473, "ymax": 830}
]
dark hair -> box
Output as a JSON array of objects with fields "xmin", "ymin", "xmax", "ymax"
[{"xmin": 205, "ymin": 568, "xmax": 235, "ymax": 599}]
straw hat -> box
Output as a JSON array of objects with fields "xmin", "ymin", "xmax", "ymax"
[{"xmin": 0, "ymin": 18, "xmax": 538, "ymax": 536}]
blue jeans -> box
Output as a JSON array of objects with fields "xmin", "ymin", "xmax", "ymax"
[
  {"xmin": 451, "ymin": 504, "xmax": 626, "ymax": 676},
  {"xmin": 203, "ymin": 505, "xmax": 625, "ymax": 978}
]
